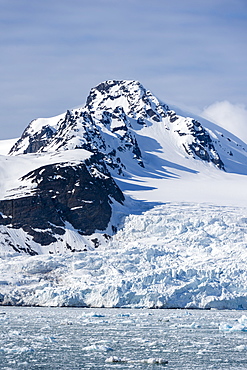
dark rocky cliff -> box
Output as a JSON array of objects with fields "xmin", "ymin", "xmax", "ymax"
[{"xmin": 0, "ymin": 153, "xmax": 124, "ymax": 249}]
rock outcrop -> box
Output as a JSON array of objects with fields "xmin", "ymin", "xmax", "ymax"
[{"xmin": 0, "ymin": 153, "xmax": 124, "ymax": 249}]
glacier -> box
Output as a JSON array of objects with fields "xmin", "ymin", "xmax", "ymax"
[
  {"xmin": 0, "ymin": 80, "xmax": 247, "ymax": 309},
  {"xmin": 0, "ymin": 203, "xmax": 247, "ymax": 309}
]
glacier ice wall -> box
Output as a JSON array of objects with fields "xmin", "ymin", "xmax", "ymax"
[{"xmin": 1, "ymin": 203, "xmax": 247, "ymax": 309}]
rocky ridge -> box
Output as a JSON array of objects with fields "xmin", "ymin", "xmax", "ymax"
[{"xmin": 10, "ymin": 80, "xmax": 226, "ymax": 172}]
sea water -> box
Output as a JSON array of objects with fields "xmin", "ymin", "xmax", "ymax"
[{"xmin": 1, "ymin": 307, "xmax": 247, "ymax": 369}]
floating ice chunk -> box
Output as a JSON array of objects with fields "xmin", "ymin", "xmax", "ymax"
[
  {"xmin": 105, "ymin": 356, "xmax": 168, "ymax": 364},
  {"xmin": 219, "ymin": 321, "xmax": 247, "ymax": 332},
  {"xmin": 159, "ymin": 317, "xmax": 170, "ymax": 322},
  {"xmin": 238, "ymin": 315, "xmax": 247, "ymax": 325},
  {"xmin": 105, "ymin": 356, "xmax": 126, "ymax": 363},
  {"xmin": 190, "ymin": 322, "xmax": 201, "ymax": 329},
  {"xmin": 80, "ymin": 311, "xmax": 105, "ymax": 318},
  {"xmin": 8, "ymin": 330, "xmax": 21, "ymax": 337},
  {"xmin": 83, "ymin": 344, "xmax": 113, "ymax": 351},
  {"xmin": 231, "ymin": 323, "xmax": 247, "ymax": 332},
  {"xmin": 0, "ymin": 314, "xmax": 7, "ymax": 321},
  {"xmin": 197, "ymin": 349, "xmax": 207, "ymax": 355},
  {"xmin": 4, "ymin": 346, "xmax": 35, "ymax": 354},
  {"xmin": 141, "ymin": 358, "xmax": 168, "ymax": 364},
  {"xmin": 38, "ymin": 335, "xmax": 57, "ymax": 343},
  {"xmin": 47, "ymin": 336, "xmax": 57, "ymax": 343},
  {"xmin": 235, "ymin": 345, "xmax": 247, "ymax": 351},
  {"xmin": 219, "ymin": 323, "xmax": 233, "ymax": 331},
  {"xmin": 60, "ymin": 320, "xmax": 73, "ymax": 325}
]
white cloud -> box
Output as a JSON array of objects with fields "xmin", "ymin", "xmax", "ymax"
[{"xmin": 201, "ymin": 101, "xmax": 247, "ymax": 144}]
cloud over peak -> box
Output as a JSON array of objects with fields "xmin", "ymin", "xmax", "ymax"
[{"xmin": 201, "ymin": 101, "xmax": 247, "ymax": 144}]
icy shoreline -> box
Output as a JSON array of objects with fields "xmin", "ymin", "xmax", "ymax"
[{"xmin": 1, "ymin": 203, "xmax": 247, "ymax": 310}]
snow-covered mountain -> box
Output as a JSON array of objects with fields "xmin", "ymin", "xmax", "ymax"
[
  {"xmin": 0, "ymin": 80, "xmax": 247, "ymax": 308},
  {"xmin": 10, "ymin": 80, "xmax": 247, "ymax": 174}
]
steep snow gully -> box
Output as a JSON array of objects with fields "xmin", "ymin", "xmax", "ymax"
[{"xmin": 0, "ymin": 80, "xmax": 247, "ymax": 309}]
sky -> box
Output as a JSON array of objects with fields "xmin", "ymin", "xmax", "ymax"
[{"xmin": 0, "ymin": 0, "xmax": 247, "ymax": 140}]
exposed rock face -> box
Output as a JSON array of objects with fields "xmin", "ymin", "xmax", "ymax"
[
  {"xmin": 0, "ymin": 154, "xmax": 124, "ymax": 247},
  {"xmin": 172, "ymin": 118, "xmax": 225, "ymax": 170}
]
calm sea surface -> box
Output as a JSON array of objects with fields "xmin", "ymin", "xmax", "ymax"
[{"xmin": 1, "ymin": 307, "xmax": 247, "ymax": 369}]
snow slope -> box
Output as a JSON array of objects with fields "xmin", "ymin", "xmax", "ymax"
[
  {"xmin": 0, "ymin": 80, "xmax": 247, "ymax": 308},
  {"xmin": 0, "ymin": 149, "xmax": 91, "ymax": 200},
  {"xmin": 0, "ymin": 138, "xmax": 19, "ymax": 155}
]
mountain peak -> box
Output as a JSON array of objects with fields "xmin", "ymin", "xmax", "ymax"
[
  {"xmin": 9, "ymin": 80, "xmax": 247, "ymax": 175},
  {"xmin": 85, "ymin": 79, "xmax": 168, "ymax": 122}
]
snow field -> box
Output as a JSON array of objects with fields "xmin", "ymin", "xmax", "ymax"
[{"xmin": 0, "ymin": 203, "xmax": 247, "ymax": 309}]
